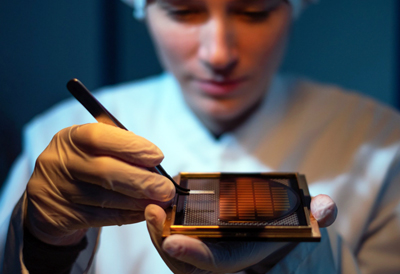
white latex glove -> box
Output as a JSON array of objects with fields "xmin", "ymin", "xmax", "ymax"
[
  {"xmin": 25, "ymin": 123, "xmax": 175, "ymax": 246},
  {"xmin": 145, "ymin": 194, "xmax": 337, "ymax": 274}
]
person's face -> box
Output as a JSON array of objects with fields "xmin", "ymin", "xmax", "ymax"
[{"xmin": 146, "ymin": 0, "xmax": 292, "ymax": 134}]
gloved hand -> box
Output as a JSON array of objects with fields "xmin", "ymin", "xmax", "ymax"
[
  {"xmin": 145, "ymin": 194, "xmax": 338, "ymax": 274},
  {"xmin": 25, "ymin": 123, "xmax": 175, "ymax": 246}
]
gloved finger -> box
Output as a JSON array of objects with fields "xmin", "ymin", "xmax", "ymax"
[
  {"xmin": 28, "ymin": 197, "xmax": 148, "ymax": 234},
  {"xmin": 69, "ymin": 123, "xmax": 164, "ymax": 167},
  {"xmin": 145, "ymin": 205, "xmax": 288, "ymax": 274},
  {"xmin": 69, "ymin": 204, "xmax": 146, "ymax": 228},
  {"xmin": 61, "ymin": 180, "xmax": 173, "ymax": 210},
  {"xmin": 35, "ymin": 147, "xmax": 175, "ymax": 202},
  {"xmin": 65, "ymin": 155, "xmax": 175, "ymax": 201},
  {"xmin": 145, "ymin": 204, "xmax": 201, "ymax": 274},
  {"xmin": 163, "ymin": 236, "xmax": 287, "ymax": 273},
  {"xmin": 311, "ymin": 194, "xmax": 338, "ymax": 227}
]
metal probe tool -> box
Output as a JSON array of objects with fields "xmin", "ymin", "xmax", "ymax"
[{"xmin": 67, "ymin": 78, "xmax": 214, "ymax": 196}]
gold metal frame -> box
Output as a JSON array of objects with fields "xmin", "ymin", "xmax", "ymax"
[{"xmin": 162, "ymin": 172, "xmax": 321, "ymax": 242}]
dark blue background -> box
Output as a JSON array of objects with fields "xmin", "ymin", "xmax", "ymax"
[{"xmin": 0, "ymin": 0, "xmax": 399, "ymax": 190}]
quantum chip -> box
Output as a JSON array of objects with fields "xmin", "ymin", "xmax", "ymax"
[{"xmin": 163, "ymin": 172, "xmax": 321, "ymax": 242}]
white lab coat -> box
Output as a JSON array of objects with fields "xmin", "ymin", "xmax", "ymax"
[{"xmin": 1, "ymin": 73, "xmax": 400, "ymax": 273}]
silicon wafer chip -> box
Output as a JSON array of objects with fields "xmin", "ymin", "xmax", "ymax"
[{"xmin": 219, "ymin": 178, "xmax": 300, "ymax": 222}]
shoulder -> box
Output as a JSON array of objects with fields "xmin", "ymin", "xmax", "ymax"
[
  {"xmin": 272, "ymin": 74, "xmax": 400, "ymax": 153},
  {"xmin": 280, "ymin": 74, "xmax": 400, "ymax": 126}
]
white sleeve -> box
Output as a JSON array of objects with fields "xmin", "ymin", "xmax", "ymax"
[
  {"xmin": 1, "ymin": 194, "xmax": 29, "ymax": 273},
  {"xmin": 268, "ymin": 150, "xmax": 400, "ymax": 274},
  {"xmin": 356, "ymin": 150, "xmax": 400, "ymax": 274},
  {"xmin": 1, "ymin": 192, "xmax": 100, "ymax": 274},
  {"xmin": 357, "ymin": 205, "xmax": 400, "ymax": 274},
  {"xmin": 0, "ymin": 152, "xmax": 31, "ymax": 263},
  {"xmin": 0, "ymin": 121, "xmax": 101, "ymax": 273},
  {"xmin": 267, "ymin": 228, "xmax": 342, "ymax": 274}
]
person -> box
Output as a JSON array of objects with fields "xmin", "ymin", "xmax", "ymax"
[{"xmin": 1, "ymin": 0, "xmax": 399, "ymax": 273}]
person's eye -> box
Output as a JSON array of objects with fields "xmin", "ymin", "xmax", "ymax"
[
  {"xmin": 237, "ymin": 10, "xmax": 271, "ymax": 22},
  {"xmin": 164, "ymin": 8, "xmax": 203, "ymax": 22}
]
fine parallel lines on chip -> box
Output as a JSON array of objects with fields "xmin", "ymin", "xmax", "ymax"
[
  {"xmin": 236, "ymin": 178, "xmax": 256, "ymax": 220},
  {"xmin": 219, "ymin": 178, "xmax": 299, "ymax": 222},
  {"xmin": 254, "ymin": 181, "xmax": 273, "ymax": 217},
  {"xmin": 271, "ymin": 186, "xmax": 290, "ymax": 211},
  {"xmin": 219, "ymin": 181, "xmax": 237, "ymax": 218}
]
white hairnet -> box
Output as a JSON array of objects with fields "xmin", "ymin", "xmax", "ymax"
[{"xmin": 121, "ymin": 0, "xmax": 314, "ymax": 19}]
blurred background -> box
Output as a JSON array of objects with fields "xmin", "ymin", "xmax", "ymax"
[{"xmin": 0, "ymin": 0, "xmax": 399, "ymax": 191}]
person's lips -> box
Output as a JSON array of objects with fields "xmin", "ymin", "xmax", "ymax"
[{"xmin": 193, "ymin": 77, "xmax": 247, "ymax": 96}]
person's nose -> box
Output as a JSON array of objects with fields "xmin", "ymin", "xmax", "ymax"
[{"xmin": 198, "ymin": 18, "xmax": 238, "ymax": 76}]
